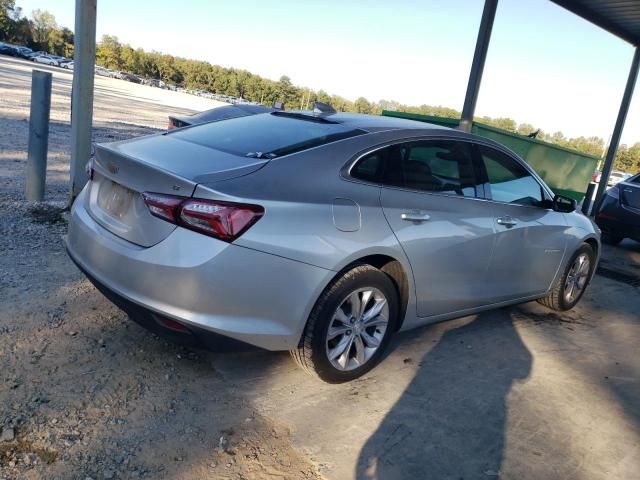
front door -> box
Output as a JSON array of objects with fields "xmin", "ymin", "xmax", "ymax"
[{"xmin": 477, "ymin": 144, "xmax": 568, "ymax": 301}]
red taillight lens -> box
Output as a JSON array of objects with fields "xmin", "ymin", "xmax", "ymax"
[
  {"xmin": 179, "ymin": 199, "xmax": 263, "ymax": 241},
  {"xmin": 142, "ymin": 192, "xmax": 264, "ymax": 242},
  {"xmin": 141, "ymin": 192, "xmax": 183, "ymax": 222}
]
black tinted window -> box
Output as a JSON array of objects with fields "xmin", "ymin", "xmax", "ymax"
[
  {"xmin": 383, "ymin": 140, "xmax": 480, "ymax": 197},
  {"xmin": 171, "ymin": 112, "xmax": 365, "ymax": 158},
  {"xmin": 351, "ymin": 148, "xmax": 388, "ymax": 183},
  {"xmin": 479, "ymin": 145, "xmax": 544, "ymax": 206}
]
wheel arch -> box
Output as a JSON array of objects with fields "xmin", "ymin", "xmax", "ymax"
[
  {"xmin": 583, "ymin": 236, "xmax": 599, "ymax": 258},
  {"xmin": 326, "ymin": 253, "xmax": 412, "ymax": 331}
]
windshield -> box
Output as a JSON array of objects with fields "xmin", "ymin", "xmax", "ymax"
[{"xmin": 169, "ymin": 112, "xmax": 366, "ymax": 158}]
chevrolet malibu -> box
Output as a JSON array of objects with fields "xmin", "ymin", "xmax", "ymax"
[{"xmin": 66, "ymin": 109, "xmax": 600, "ymax": 383}]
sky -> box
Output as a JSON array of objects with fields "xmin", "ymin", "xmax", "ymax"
[{"xmin": 14, "ymin": 0, "xmax": 640, "ymax": 145}]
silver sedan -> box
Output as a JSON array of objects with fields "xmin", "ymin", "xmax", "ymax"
[{"xmin": 66, "ymin": 109, "xmax": 600, "ymax": 382}]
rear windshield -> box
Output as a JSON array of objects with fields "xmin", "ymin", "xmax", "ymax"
[{"xmin": 169, "ymin": 112, "xmax": 366, "ymax": 158}]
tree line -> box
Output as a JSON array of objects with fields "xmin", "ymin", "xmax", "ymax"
[{"xmin": 1, "ymin": 1, "xmax": 639, "ymax": 174}]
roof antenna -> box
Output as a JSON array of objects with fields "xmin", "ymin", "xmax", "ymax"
[{"xmin": 312, "ymin": 101, "xmax": 336, "ymax": 115}]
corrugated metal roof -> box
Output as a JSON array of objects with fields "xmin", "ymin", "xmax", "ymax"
[{"xmin": 551, "ymin": 0, "xmax": 640, "ymax": 46}]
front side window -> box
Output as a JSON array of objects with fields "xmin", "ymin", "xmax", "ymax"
[
  {"xmin": 479, "ymin": 145, "xmax": 545, "ymax": 207},
  {"xmin": 384, "ymin": 140, "xmax": 480, "ymax": 197}
]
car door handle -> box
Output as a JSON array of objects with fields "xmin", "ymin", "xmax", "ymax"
[
  {"xmin": 496, "ymin": 216, "xmax": 518, "ymax": 227},
  {"xmin": 401, "ymin": 211, "xmax": 431, "ymax": 222}
]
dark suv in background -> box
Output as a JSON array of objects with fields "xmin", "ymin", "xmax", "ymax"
[{"xmin": 595, "ymin": 172, "xmax": 640, "ymax": 244}]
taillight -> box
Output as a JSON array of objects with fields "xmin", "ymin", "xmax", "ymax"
[
  {"xmin": 142, "ymin": 192, "xmax": 264, "ymax": 242},
  {"xmin": 142, "ymin": 192, "xmax": 183, "ymax": 221}
]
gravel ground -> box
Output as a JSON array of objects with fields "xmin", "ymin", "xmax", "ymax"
[{"xmin": 0, "ymin": 56, "xmax": 321, "ymax": 480}]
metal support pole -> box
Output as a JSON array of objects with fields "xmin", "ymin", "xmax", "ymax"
[
  {"xmin": 593, "ymin": 46, "xmax": 640, "ymax": 210},
  {"xmin": 581, "ymin": 182, "xmax": 596, "ymax": 215},
  {"xmin": 70, "ymin": 0, "xmax": 97, "ymax": 202},
  {"xmin": 25, "ymin": 70, "xmax": 52, "ymax": 202},
  {"xmin": 459, "ymin": 0, "xmax": 498, "ymax": 133}
]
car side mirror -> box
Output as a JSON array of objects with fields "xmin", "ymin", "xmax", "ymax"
[{"xmin": 552, "ymin": 194, "xmax": 576, "ymax": 213}]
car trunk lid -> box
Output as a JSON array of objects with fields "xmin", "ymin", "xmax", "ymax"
[{"xmin": 86, "ymin": 134, "xmax": 269, "ymax": 247}]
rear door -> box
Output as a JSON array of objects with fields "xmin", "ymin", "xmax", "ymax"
[
  {"xmin": 477, "ymin": 144, "xmax": 568, "ymax": 301},
  {"xmin": 373, "ymin": 139, "xmax": 497, "ymax": 317}
]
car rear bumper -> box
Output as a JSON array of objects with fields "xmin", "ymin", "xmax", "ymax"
[
  {"xmin": 68, "ymin": 252, "xmax": 257, "ymax": 351},
  {"xmin": 66, "ymin": 187, "xmax": 334, "ymax": 351}
]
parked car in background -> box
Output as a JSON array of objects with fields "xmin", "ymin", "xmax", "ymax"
[
  {"xmin": 33, "ymin": 54, "xmax": 59, "ymax": 66},
  {"xmin": 167, "ymin": 104, "xmax": 274, "ymax": 129},
  {"xmin": 608, "ymin": 170, "xmax": 628, "ymax": 187},
  {"xmin": 0, "ymin": 43, "xmax": 18, "ymax": 56},
  {"xmin": 95, "ymin": 66, "xmax": 111, "ymax": 76},
  {"xmin": 60, "ymin": 60, "xmax": 74, "ymax": 69},
  {"xmin": 595, "ymin": 172, "xmax": 640, "ymax": 245},
  {"xmin": 14, "ymin": 46, "xmax": 33, "ymax": 59},
  {"xmin": 121, "ymin": 73, "xmax": 142, "ymax": 84},
  {"xmin": 26, "ymin": 50, "xmax": 47, "ymax": 60},
  {"xmin": 66, "ymin": 109, "xmax": 600, "ymax": 383},
  {"xmin": 53, "ymin": 56, "xmax": 69, "ymax": 65},
  {"xmin": 143, "ymin": 78, "xmax": 165, "ymax": 88}
]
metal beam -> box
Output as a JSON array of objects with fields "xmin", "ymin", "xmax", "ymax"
[
  {"xmin": 70, "ymin": 0, "xmax": 97, "ymax": 202},
  {"xmin": 459, "ymin": 0, "xmax": 498, "ymax": 133},
  {"xmin": 550, "ymin": 1, "xmax": 640, "ymax": 48},
  {"xmin": 594, "ymin": 46, "xmax": 640, "ymax": 210}
]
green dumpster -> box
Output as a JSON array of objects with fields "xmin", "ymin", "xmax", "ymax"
[{"xmin": 381, "ymin": 111, "xmax": 598, "ymax": 202}]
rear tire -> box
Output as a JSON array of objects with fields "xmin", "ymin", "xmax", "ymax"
[
  {"xmin": 291, "ymin": 264, "xmax": 399, "ymax": 383},
  {"xmin": 537, "ymin": 243, "xmax": 595, "ymax": 311}
]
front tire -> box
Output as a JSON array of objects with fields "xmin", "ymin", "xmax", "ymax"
[
  {"xmin": 291, "ymin": 264, "xmax": 399, "ymax": 383},
  {"xmin": 538, "ymin": 243, "xmax": 595, "ymax": 311}
]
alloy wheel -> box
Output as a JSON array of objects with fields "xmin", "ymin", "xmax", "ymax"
[
  {"xmin": 325, "ymin": 287, "xmax": 389, "ymax": 371},
  {"xmin": 564, "ymin": 253, "xmax": 590, "ymax": 304}
]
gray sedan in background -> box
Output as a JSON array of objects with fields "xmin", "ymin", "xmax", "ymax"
[{"xmin": 66, "ymin": 109, "xmax": 600, "ymax": 382}]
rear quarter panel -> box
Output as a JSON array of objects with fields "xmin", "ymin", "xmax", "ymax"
[
  {"xmin": 193, "ymin": 129, "xmax": 434, "ymax": 325},
  {"xmin": 193, "ymin": 129, "xmax": 433, "ymax": 273}
]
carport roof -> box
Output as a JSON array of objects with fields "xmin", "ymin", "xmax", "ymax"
[{"xmin": 551, "ymin": 0, "xmax": 640, "ymax": 46}]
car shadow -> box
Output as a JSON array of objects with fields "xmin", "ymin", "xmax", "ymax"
[{"xmin": 356, "ymin": 309, "xmax": 532, "ymax": 479}]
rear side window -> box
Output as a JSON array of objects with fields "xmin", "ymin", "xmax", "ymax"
[
  {"xmin": 351, "ymin": 148, "xmax": 388, "ymax": 183},
  {"xmin": 384, "ymin": 140, "xmax": 480, "ymax": 197},
  {"xmin": 479, "ymin": 145, "xmax": 545, "ymax": 207},
  {"xmin": 170, "ymin": 112, "xmax": 365, "ymax": 158}
]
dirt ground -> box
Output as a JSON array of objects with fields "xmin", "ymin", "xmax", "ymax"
[{"xmin": 1, "ymin": 56, "xmax": 639, "ymax": 480}]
